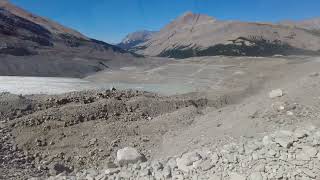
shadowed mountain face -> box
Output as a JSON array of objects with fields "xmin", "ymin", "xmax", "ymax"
[
  {"xmin": 0, "ymin": 1, "xmax": 139, "ymax": 77},
  {"xmin": 133, "ymin": 12, "xmax": 320, "ymax": 58},
  {"xmin": 117, "ymin": 30, "xmax": 157, "ymax": 50}
]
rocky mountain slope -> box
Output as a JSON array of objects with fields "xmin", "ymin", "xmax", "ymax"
[
  {"xmin": 134, "ymin": 12, "xmax": 320, "ymax": 58},
  {"xmin": 280, "ymin": 17, "xmax": 320, "ymax": 31},
  {"xmin": 0, "ymin": 0, "xmax": 140, "ymax": 77},
  {"xmin": 117, "ymin": 30, "xmax": 157, "ymax": 50}
]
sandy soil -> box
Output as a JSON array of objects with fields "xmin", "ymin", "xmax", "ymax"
[{"xmin": 1, "ymin": 55, "xmax": 320, "ymax": 179}]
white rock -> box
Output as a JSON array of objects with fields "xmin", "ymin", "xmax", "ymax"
[
  {"xmin": 269, "ymin": 89, "xmax": 283, "ymax": 98},
  {"xmin": 229, "ymin": 172, "xmax": 246, "ymax": 180},
  {"xmin": 116, "ymin": 147, "xmax": 143, "ymax": 165},
  {"xmin": 286, "ymin": 111, "xmax": 294, "ymax": 116},
  {"xmin": 162, "ymin": 167, "xmax": 172, "ymax": 178},
  {"xmin": 268, "ymin": 149, "xmax": 277, "ymax": 157},
  {"xmin": 302, "ymin": 168, "xmax": 316, "ymax": 178},
  {"xmin": 104, "ymin": 168, "xmax": 120, "ymax": 175},
  {"xmin": 95, "ymin": 174, "xmax": 107, "ymax": 180},
  {"xmin": 254, "ymin": 164, "xmax": 266, "ymax": 172},
  {"xmin": 209, "ymin": 174, "xmax": 222, "ymax": 180},
  {"xmin": 296, "ymin": 146, "xmax": 319, "ymax": 161},
  {"xmin": 176, "ymin": 151, "xmax": 202, "ymax": 172},
  {"xmin": 249, "ymin": 172, "xmax": 263, "ymax": 180},
  {"xmin": 166, "ymin": 158, "xmax": 177, "ymax": 169},
  {"xmin": 211, "ymin": 152, "xmax": 220, "ymax": 163},
  {"xmin": 274, "ymin": 137, "xmax": 294, "ymax": 148},
  {"xmin": 294, "ymin": 129, "xmax": 309, "ymax": 138},
  {"xmin": 278, "ymin": 105, "xmax": 285, "ymax": 111},
  {"xmin": 262, "ymin": 136, "xmax": 273, "ymax": 146},
  {"xmin": 296, "ymin": 152, "xmax": 311, "ymax": 161},
  {"xmin": 172, "ymin": 174, "xmax": 184, "ymax": 180},
  {"xmin": 197, "ymin": 159, "xmax": 215, "ymax": 171},
  {"xmin": 273, "ymin": 131, "xmax": 294, "ymax": 148}
]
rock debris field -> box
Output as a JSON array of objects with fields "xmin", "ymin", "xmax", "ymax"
[
  {"xmin": 45, "ymin": 124, "xmax": 320, "ymax": 180},
  {"xmin": 2, "ymin": 56, "xmax": 320, "ymax": 180}
]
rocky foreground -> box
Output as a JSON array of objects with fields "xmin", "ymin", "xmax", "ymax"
[
  {"xmin": 0, "ymin": 89, "xmax": 216, "ymax": 180},
  {"xmin": 1, "ymin": 70, "xmax": 320, "ymax": 180},
  {"xmin": 45, "ymin": 124, "xmax": 320, "ymax": 180}
]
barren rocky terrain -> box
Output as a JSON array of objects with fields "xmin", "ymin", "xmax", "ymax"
[
  {"xmin": 1, "ymin": 1, "xmax": 320, "ymax": 180},
  {"xmin": 1, "ymin": 56, "xmax": 320, "ymax": 179}
]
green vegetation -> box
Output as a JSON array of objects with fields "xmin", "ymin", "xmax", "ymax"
[{"xmin": 159, "ymin": 37, "xmax": 320, "ymax": 59}]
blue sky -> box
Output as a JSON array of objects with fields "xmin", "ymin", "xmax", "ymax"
[{"xmin": 10, "ymin": 0, "xmax": 320, "ymax": 44}]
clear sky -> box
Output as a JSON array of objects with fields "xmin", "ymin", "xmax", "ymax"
[{"xmin": 10, "ymin": 0, "xmax": 320, "ymax": 44}]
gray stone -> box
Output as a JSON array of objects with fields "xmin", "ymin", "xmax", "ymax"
[
  {"xmin": 302, "ymin": 146, "xmax": 318, "ymax": 157},
  {"xmin": 176, "ymin": 151, "xmax": 202, "ymax": 172},
  {"xmin": 273, "ymin": 131, "xmax": 294, "ymax": 148},
  {"xmin": 197, "ymin": 159, "xmax": 215, "ymax": 171},
  {"xmin": 249, "ymin": 172, "xmax": 263, "ymax": 180},
  {"xmin": 118, "ymin": 170, "xmax": 133, "ymax": 179},
  {"xmin": 268, "ymin": 149, "xmax": 277, "ymax": 157},
  {"xmin": 105, "ymin": 168, "xmax": 120, "ymax": 175},
  {"xmin": 151, "ymin": 161, "xmax": 163, "ymax": 171},
  {"xmin": 301, "ymin": 168, "xmax": 316, "ymax": 179},
  {"xmin": 166, "ymin": 158, "xmax": 177, "ymax": 169},
  {"xmin": 211, "ymin": 152, "xmax": 220, "ymax": 163},
  {"xmin": 294, "ymin": 129, "xmax": 309, "ymax": 139},
  {"xmin": 95, "ymin": 174, "xmax": 107, "ymax": 180},
  {"xmin": 269, "ymin": 89, "xmax": 283, "ymax": 98},
  {"xmin": 162, "ymin": 167, "xmax": 172, "ymax": 178},
  {"xmin": 48, "ymin": 163, "xmax": 71, "ymax": 176},
  {"xmin": 296, "ymin": 146, "xmax": 318, "ymax": 161},
  {"xmin": 262, "ymin": 136, "xmax": 274, "ymax": 146},
  {"xmin": 254, "ymin": 164, "xmax": 266, "ymax": 172},
  {"xmin": 116, "ymin": 147, "xmax": 144, "ymax": 165},
  {"xmin": 209, "ymin": 174, "xmax": 222, "ymax": 180},
  {"xmin": 286, "ymin": 111, "xmax": 294, "ymax": 116},
  {"xmin": 89, "ymin": 138, "xmax": 98, "ymax": 146},
  {"xmin": 229, "ymin": 172, "xmax": 246, "ymax": 180}
]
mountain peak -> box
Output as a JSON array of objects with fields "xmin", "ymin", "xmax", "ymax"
[
  {"xmin": 180, "ymin": 11, "xmax": 216, "ymax": 25},
  {"xmin": 164, "ymin": 11, "xmax": 216, "ymax": 31},
  {"xmin": 118, "ymin": 30, "xmax": 157, "ymax": 50},
  {"xmin": 178, "ymin": 11, "xmax": 215, "ymax": 22},
  {"xmin": 180, "ymin": 11, "xmax": 195, "ymax": 18}
]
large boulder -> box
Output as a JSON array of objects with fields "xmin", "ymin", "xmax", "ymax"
[
  {"xmin": 116, "ymin": 147, "xmax": 145, "ymax": 166},
  {"xmin": 176, "ymin": 151, "xmax": 202, "ymax": 172},
  {"xmin": 229, "ymin": 173, "xmax": 246, "ymax": 180},
  {"xmin": 269, "ymin": 89, "xmax": 283, "ymax": 98}
]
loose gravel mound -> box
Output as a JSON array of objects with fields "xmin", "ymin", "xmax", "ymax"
[
  {"xmin": 52, "ymin": 125, "xmax": 320, "ymax": 180},
  {"xmin": 0, "ymin": 89, "xmax": 228, "ymax": 179}
]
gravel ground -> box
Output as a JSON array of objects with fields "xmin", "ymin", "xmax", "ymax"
[{"xmin": 1, "ymin": 56, "xmax": 320, "ymax": 179}]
